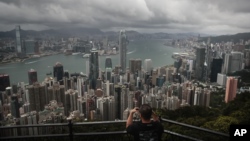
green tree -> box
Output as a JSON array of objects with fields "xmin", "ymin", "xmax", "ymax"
[{"xmin": 203, "ymin": 116, "xmax": 239, "ymax": 133}]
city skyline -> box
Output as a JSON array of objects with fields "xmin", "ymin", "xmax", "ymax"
[
  {"xmin": 0, "ymin": 1, "xmax": 250, "ymax": 140},
  {"xmin": 0, "ymin": 23, "xmax": 249, "ymax": 141},
  {"xmin": 0, "ymin": 0, "xmax": 249, "ymax": 35}
]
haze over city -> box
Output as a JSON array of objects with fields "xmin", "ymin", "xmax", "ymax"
[{"xmin": 0, "ymin": 0, "xmax": 250, "ymax": 34}]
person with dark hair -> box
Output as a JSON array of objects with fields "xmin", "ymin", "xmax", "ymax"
[{"xmin": 126, "ymin": 104, "xmax": 164, "ymax": 141}]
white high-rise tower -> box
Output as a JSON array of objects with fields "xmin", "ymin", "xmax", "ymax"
[
  {"xmin": 144, "ymin": 59, "xmax": 152, "ymax": 72},
  {"xmin": 119, "ymin": 30, "xmax": 128, "ymax": 74}
]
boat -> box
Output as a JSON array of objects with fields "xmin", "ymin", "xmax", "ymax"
[
  {"xmin": 64, "ymin": 49, "xmax": 73, "ymax": 55},
  {"xmin": 46, "ymin": 72, "xmax": 52, "ymax": 75},
  {"xmin": 72, "ymin": 52, "xmax": 81, "ymax": 55},
  {"xmin": 32, "ymin": 55, "xmax": 41, "ymax": 58},
  {"xmin": 82, "ymin": 54, "xmax": 90, "ymax": 58}
]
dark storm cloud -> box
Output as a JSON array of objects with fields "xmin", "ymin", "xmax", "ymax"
[{"xmin": 0, "ymin": 0, "xmax": 249, "ymax": 34}]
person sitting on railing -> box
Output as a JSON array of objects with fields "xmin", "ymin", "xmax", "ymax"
[{"xmin": 126, "ymin": 104, "xmax": 164, "ymax": 141}]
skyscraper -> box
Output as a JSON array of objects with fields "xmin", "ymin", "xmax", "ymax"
[
  {"xmin": 89, "ymin": 48, "xmax": 99, "ymax": 89},
  {"xmin": 98, "ymin": 98, "xmax": 108, "ymax": 121},
  {"xmin": 105, "ymin": 57, "xmax": 112, "ymax": 69},
  {"xmin": 120, "ymin": 86, "xmax": 128, "ymax": 118},
  {"xmin": 223, "ymin": 53, "xmax": 232, "ymax": 74},
  {"xmin": 27, "ymin": 83, "xmax": 46, "ymax": 112},
  {"xmin": 129, "ymin": 59, "xmax": 142, "ymax": 74},
  {"xmin": 16, "ymin": 25, "xmax": 25, "ymax": 58},
  {"xmin": 225, "ymin": 77, "xmax": 238, "ymax": 103},
  {"xmin": 231, "ymin": 52, "xmax": 243, "ymax": 72},
  {"xmin": 223, "ymin": 52, "xmax": 243, "ymax": 74},
  {"xmin": 210, "ymin": 58, "xmax": 223, "ymax": 82},
  {"xmin": 10, "ymin": 94, "xmax": 20, "ymax": 118},
  {"xmin": 195, "ymin": 47, "xmax": 206, "ymax": 81},
  {"xmin": 144, "ymin": 59, "xmax": 153, "ymax": 73},
  {"xmin": 119, "ymin": 30, "xmax": 128, "ymax": 74},
  {"xmin": 0, "ymin": 74, "xmax": 10, "ymax": 91},
  {"xmin": 114, "ymin": 85, "xmax": 122, "ymax": 119},
  {"xmin": 24, "ymin": 40, "xmax": 39, "ymax": 55},
  {"xmin": 53, "ymin": 62, "xmax": 64, "ymax": 83},
  {"xmin": 105, "ymin": 68, "xmax": 112, "ymax": 82},
  {"xmin": 28, "ymin": 69, "xmax": 38, "ymax": 85},
  {"xmin": 217, "ymin": 73, "xmax": 227, "ymax": 86},
  {"xmin": 108, "ymin": 97, "xmax": 115, "ymax": 121}
]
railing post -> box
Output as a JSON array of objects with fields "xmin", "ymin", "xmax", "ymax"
[{"xmin": 68, "ymin": 118, "xmax": 73, "ymax": 141}]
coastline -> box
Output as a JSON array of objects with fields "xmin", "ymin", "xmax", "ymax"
[{"xmin": 0, "ymin": 52, "xmax": 62, "ymax": 66}]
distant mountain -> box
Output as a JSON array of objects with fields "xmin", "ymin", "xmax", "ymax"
[
  {"xmin": 0, "ymin": 30, "xmax": 16, "ymax": 38},
  {"xmin": 0, "ymin": 27, "xmax": 104, "ymax": 39},
  {"xmin": 200, "ymin": 32, "xmax": 250, "ymax": 43},
  {"xmin": 0, "ymin": 27, "xmax": 211, "ymax": 40}
]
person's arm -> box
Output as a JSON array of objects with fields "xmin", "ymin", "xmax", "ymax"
[
  {"xmin": 152, "ymin": 110, "xmax": 159, "ymax": 122},
  {"xmin": 126, "ymin": 107, "xmax": 138, "ymax": 128}
]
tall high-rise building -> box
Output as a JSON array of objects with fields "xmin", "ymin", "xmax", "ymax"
[
  {"xmin": 216, "ymin": 73, "xmax": 227, "ymax": 86},
  {"xmin": 89, "ymin": 48, "xmax": 99, "ymax": 89},
  {"xmin": 223, "ymin": 52, "xmax": 243, "ymax": 74},
  {"xmin": 166, "ymin": 67, "xmax": 174, "ymax": 82},
  {"xmin": 98, "ymin": 98, "xmax": 108, "ymax": 121},
  {"xmin": 63, "ymin": 70, "xmax": 69, "ymax": 78},
  {"xmin": 225, "ymin": 77, "xmax": 238, "ymax": 103},
  {"xmin": 27, "ymin": 83, "xmax": 46, "ymax": 112},
  {"xmin": 24, "ymin": 40, "xmax": 39, "ymax": 55},
  {"xmin": 114, "ymin": 85, "xmax": 122, "ymax": 119},
  {"xmin": 10, "ymin": 94, "xmax": 20, "ymax": 118},
  {"xmin": 223, "ymin": 53, "xmax": 232, "ymax": 74},
  {"xmin": 108, "ymin": 97, "xmax": 115, "ymax": 121},
  {"xmin": 65, "ymin": 89, "xmax": 78, "ymax": 113},
  {"xmin": 195, "ymin": 47, "xmax": 206, "ymax": 81},
  {"xmin": 86, "ymin": 60, "xmax": 89, "ymax": 76},
  {"xmin": 210, "ymin": 58, "xmax": 223, "ymax": 82},
  {"xmin": 77, "ymin": 97, "xmax": 86, "ymax": 116},
  {"xmin": 16, "ymin": 25, "xmax": 26, "ymax": 58},
  {"xmin": 28, "ymin": 69, "xmax": 38, "ymax": 85},
  {"xmin": 244, "ymin": 49, "xmax": 250, "ymax": 68},
  {"xmin": 105, "ymin": 57, "xmax": 112, "ymax": 68},
  {"xmin": 129, "ymin": 59, "xmax": 142, "ymax": 74},
  {"xmin": 231, "ymin": 52, "xmax": 243, "ymax": 72},
  {"xmin": 129, "ymin": 59, "xmax": 135, "ymax": 73},
  {"xmin": 0, "ymin": 74, "xmax": 10, "ymax": 91},
  {"xmin": 120, "ymin": 86, "xmax": 128, "ymax": 118},
  {"xmin": 144, "ymin": 59, "xmax": 152, "ymax": 72},
  {"xmin": 53, "ymin": 62, "xmax": 64, "ymax": 83},
  {"xmin": 119, "ymin": 30, "xmax": 128, "ymax": 74},
  {"xmin": 105, "ymin": 68, "xmax": 112, "ymax": 82}
]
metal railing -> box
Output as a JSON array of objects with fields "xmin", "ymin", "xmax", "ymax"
[{"xmin": 0, "ymin": 118, "xmax": 230, "ymax": 141}]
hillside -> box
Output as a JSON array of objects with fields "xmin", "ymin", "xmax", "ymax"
[
  {"xmin": 200, "ymin": 32, "xmax": 250, "ymax": 43},
  {"xmin": 0, "ymin": 27, "xmax": 204, "ymax": 40}
]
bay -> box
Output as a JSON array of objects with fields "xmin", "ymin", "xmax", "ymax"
[{"xmin": 0, "ymin": 39, "xmax": 181, "ymax": 84}]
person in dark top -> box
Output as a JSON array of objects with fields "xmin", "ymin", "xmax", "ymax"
[{"xmin": 126, "ymin": 104, "xmax": 164, "ymax": 141}]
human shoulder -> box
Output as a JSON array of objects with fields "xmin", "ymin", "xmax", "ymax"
[{"xmin": 151, "ymin": 120, "xmax": 162, "ymax": 125}]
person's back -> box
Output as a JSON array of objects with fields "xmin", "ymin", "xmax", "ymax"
[{"xmin": 126, "ymin": 104, "xmax": 164, "ymax": 141}]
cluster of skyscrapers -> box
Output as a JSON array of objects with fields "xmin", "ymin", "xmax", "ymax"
[
  {"xmin": 181, "ymin": 39, "xmax": 248, "ymax": 104},
  {"xmin": 1, "ymin": 30, "xmax": 250, "ymax": 137},
  {"xmin": 15, "ymin": 25, "xmax": 39, "ymax": 58}
]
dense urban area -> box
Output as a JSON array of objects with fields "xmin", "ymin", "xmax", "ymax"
[{"xmin": 0, "ymin": 25, "xmax": 250, "ymax": 141}]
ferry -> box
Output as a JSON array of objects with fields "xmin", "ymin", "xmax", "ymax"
[
  {"xmin": 82, "ymin": 54, "xmax": 90, "ymax": 58},
  {"xmin": 46, "ymin": 72, "xmax": 52, "ymax": 75},
  {"xmin": 72, "ymin": 52, "xmax": 81, "ymax": 55},
  {"xmin": 64, "ymin": 49, "xmax": 72, "ymax": 55}
]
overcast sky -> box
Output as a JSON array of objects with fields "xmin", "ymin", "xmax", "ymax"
[{"xmin": 0, "ymin": 0, "xmax": 249, "ymax": 35}]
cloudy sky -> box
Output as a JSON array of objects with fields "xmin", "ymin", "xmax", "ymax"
[{"xmin": 0, "ymin": 0, "xmax": 249, "ymax": 35}]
